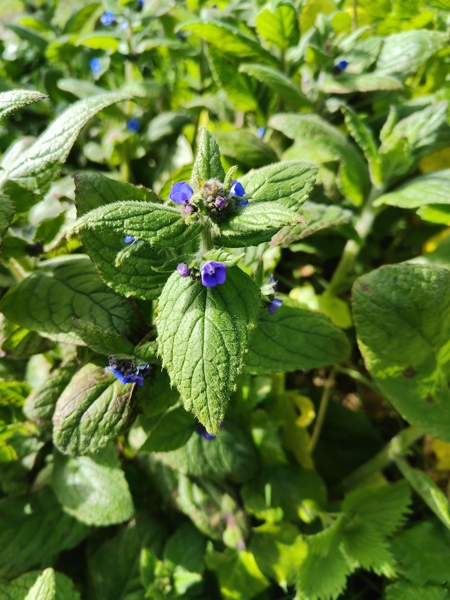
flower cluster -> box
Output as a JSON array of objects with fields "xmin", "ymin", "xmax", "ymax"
[
  {"xmin": 107, "ymin": 357, "xmax": 150, "ymax": 386},
  {"xmin": 177, "ymin": 260, "xmax": 228, "ymax": 288},
  {"xmin": 169, "ymin": 178, "xmax": 248, "ymax": 221}
]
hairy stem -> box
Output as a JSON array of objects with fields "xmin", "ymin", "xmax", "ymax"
[{"xmin": 308, "ymin": 368, "xmax": 336, "ymax": 454}]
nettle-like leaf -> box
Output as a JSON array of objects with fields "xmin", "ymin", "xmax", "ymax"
[
  {"xmin": 215, "ymin": 130, "xmax": 278, "ymax": 168},
  {"xmin": 353, "ymin": 263, "xmax": 450, "ymax": 441},
  {"xmin": 386, "ymin": 581, "xmax": 450, "ymax": 600},
  {"xmin": 23, "ymin": 568, "xmax": 55, "ymax": 600},
  {"xmin": 373, "ymin": 170, "xmax": 450, "ymax": 210},
  {"xmin": 0, "ymin": 256, "xmax": 141, "ymax": 345},
  {"xmin": 0, "ymin": 488, "xmax": 88, "ymax": 579},
  {"xmin": 0, "ymin": 570, "xmax": 80, "ymax": 600},
  {"xmin": 239, "ymin": 64, "xmax": 309, "ymax": 109},
  {"xmin": 255, "ymin": 1, "xmax": 299, "ymax": 48},
  {"xmin": 191, "ymin": 127, "xmax": 225, "ymax": 183},
  {"xmin": 271, "ymin": 202, "xmax": 353, "ymax": 246},
  {"xmin": 0, "ymin": 89, "xmax": 47, "ymax": 123},
  {"xmin": 269, "ymin": 113, "xmax": 370, "ymax": 205},
  {"xmin": 244, "ymin": 301, "xmax": 350, "ymax": 375},
  {"xmin": 52, "ymin": 445, "xmax": 134, "ymax": 526},
  {"xmin": 74, "ymin": 172, "xmax": 173, "ymax": 300},
  {"xmin": 319, "ymin": 73, "xmax": 403, "ymax": 94},
  {"xmin": 157, "ymin": 268, "xmax": 261, "ymax": 434},
  {"xmin": 72, "ymin": 319, "xmax": 135, "ymax": 358},
  {"xmin": 0, "ymin": 92, "xmax": 129, "ymax": 211},
  {"xmin": 52, "ymin": 363, "xmax": 136, "ymax": 456}
]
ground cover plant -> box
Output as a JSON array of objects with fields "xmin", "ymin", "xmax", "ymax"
[{"xmin": 1, "ymin": 0, "xmax": 450, "ymax": 598}]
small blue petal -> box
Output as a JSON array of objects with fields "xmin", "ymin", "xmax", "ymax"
[
  {"xmin": 236, "ymin": 199, "xmax": 249, "ymax": 207},
  {"xmin": 137, "ymin": 0, "xmax": 144, "ymax": 7},
  {"xmin": 268, "ymin": 298, "xmax": 283, "ymax": 315},
  {"xmin": 257, "ymin": 126, "xmax": 265, "ymax": 138},
  {"xmin": 127, "ymin": 118, "xmax": 139, "ymax": 133},
  {"xmin": 117, "ymin": 19, "xmax": 129, "ymax": 31},
  {"xmin": 201, "ymin": 261, "xmax": 227, "ymax": 288},
  {"xmin": 195, "ymin": 423, "xmax": 216, "ymax": 440},
  {"xmin": 336, "ymin": 60, "xmax": 349, "ymax": 71},
  {"xmin": 124, "ymin": 235, "xmax": 135, "ymax": 243},
  {"xmin": 230, "ymin": 180, "xmax": 245, "ymax": 197},
  {"xmin": 90, "ymin": 57, "xmax": 102, "ymax": 75},
  {"xmin": 101, "ymin": 11, "xmax": 115, "ymax": 25},
  {"xmin": 170, "ymin": 181, "xmax": 193, "ymax": 204}
]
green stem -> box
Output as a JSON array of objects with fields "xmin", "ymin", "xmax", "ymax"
[
  {"xmin": 308, "ymin": 368, "xmax": 336, "ymax": 454},
  {"xmin": 327, "ymin": 186, "xmax": 384, "ymax": 296},
  {"xmin": 337, "ymin": 425, "xmax": 424, "ymax": 493},
  {"xmin": 199, "ymin": 222, "xmax": 214, "ymax": 254}
]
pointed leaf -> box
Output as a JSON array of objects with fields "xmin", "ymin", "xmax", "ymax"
[
  {"xmin": 377, "ymin": 30, "xmax": 448, "ymax": 75},
  {"xmin": 52, "ymin": 445, "xmax": 134, "ymax": 526},
  {"xmin": 0, "ymin": 193, "xmax": 14, "ymax": 251},
  {"xmin": 320, "ymin": 73, "xmax": 403, "ymax": 94},
  {"xmin": 239, "ymin": 63, "xmax": 309, "ymax": 109},
  {"xmin": 255, "ymin": 1, "xmax": 299, "ymax": 48},
  {"xmin": 215, "ymin": 130, "xmax": 278, "ymax": 168},
  {"xmin": 24, "ymin": 569, "xmax": 55, "ymax": 600},
  {"xmin": 157, "ymin": 268, "xmax": 261, "ymax": 434},
  {"xmin": 0, "ymin": 570, "xmax": 80, "ymax": 600},
  {"xmin": 209, "ymin": 49, "xmax": 258, "ymax": 112},
  {"xmin": 191, "ymin": 127, "xmax": 225, "ymax": 183},
  {"xmin": 0, "ymin": 89, "xmax": 46, "ymax": 123},
  {"xmin": 374, "ymin": 170, "xmax": 450, "ymax": 209},
  {"xmin": 72, "ymin": 319, "xmax": 135, "ymax": 358}
]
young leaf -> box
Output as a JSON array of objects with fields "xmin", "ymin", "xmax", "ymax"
[
  {"xmin": 353, "ymin": 263, "xmax": 450, "ymax": 441},
  {"xmin": 239, "ymin": 63, "xmax": 309, "ymax": 109},
  {"xmin": 214, "ymin": 130, "xmax": 278, "ymax": 168},
  {"xmin": 0, "ymin": 570, "xmax": 80, "ymax": 600},
  {"xmin": 24, "ymin": 568, "xmax": 55, "ymax": 600},
  {"xmin": 239, "ymin": 161, "xmax": 318, "ymax": 211},
  {"xmin": 191, "ymin": 127, "xmax": 225, "ymax": 184},
  {"xmin": 255, "ymin": 1, "xmax": 299, "ymax": 48},
  {"xmin": 244, "ymin": 302, "xmax": 350, "ymax": 375},
  {"xmin": 205, "ymin": 549, "xmax": 270, "ymax": 600},
  {"xmin": 71, "ymin": 201, "xmax": 202, "ymax": 249},
  {"xmin": 0, "ymin": 92, "xmax": 129, "ymax": 210},
  {"xmin": 376, "ymin": 30, "xmax": 448, "ymax": 75},
  {"xmin": 0, "ymin": 488, "xmax": 88, "ymax": 579},
  {"xmin": 0, "ymin": 256, "xmax": 141, "ymax": 345},
  {"xmin": 157, "ymin": 267, "xmax": 261, "ymax": 434},
  {"xmin": 269, "ymin": 113, "xmax": 370, "ymax": 205},
  {"xmin": 0, "ymin": 89, "xmax": 47, "ymax": 123},
  {"xmin": 52, "ymin": 363, "xmax": 136, "ymax": 456},
  {"xmin": 52, "ymin": 445, "xmax": 134, "ymax": 526}
]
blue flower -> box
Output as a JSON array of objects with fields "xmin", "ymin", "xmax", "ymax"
[
  {"xmin": 107, "ymin": 367, "xmax": 145, "ymax": 386},
  {"xmin": 268, "ymin": 298, "xmax": 282, "ymax": 315},
  {"xmin": 90, "ymin": 57, "xmax": 102, "ymax": 75},
  {"xmin": 124, "ymin": 235, "xmax": 135, "ymax": 243},
  {"xmin": 201, "ymin": 261, "xmax": 227, "ymax": 288},
  {"xmin": 177, "ymin": 263, "xmax": 191, "ymax": 277},
  {"xmin": 101, "ymin": 11, "xmax": 115, "ymax": 25},
  {"xmin": 230, "ymin": 180, "xmax": 245, "ymax": 197},
  {"xmin": 117, "ymin": 19, "xmax": 129, "ymax": 31},
  {"xmin": 195, "ymin": 423, "xmax": 216, "ymax": 440},
  {"xmin": 107, "ymin": 358, "xmax": 150, "ymax": 386},
  {"xmin": 127, "ymin": 118, "xmax": 139, "ymax": 133},
  {"xmin": 137, "ymin": 0, "xmax": 144, "ymax": 9},
  {"xmin": 170, "ymin": 181, "xmax": 193, "ymax": 204},
  {"xmin": 257, "ymin": 126, "xmax": 265, "ymax": 138},
  {"xmin": 236, "ymin": 199, "xmax": 249, "ymax": 207},
  {"xmin": 334, "ymin": 60, "xmax": 349, "ymax": 72}
]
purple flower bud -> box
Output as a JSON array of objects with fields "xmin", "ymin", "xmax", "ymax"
[
  {"xmin": 257, "ymin": 126, "xmax": 265, "ymax": 138},
  {"xmin": 268, "ymin": 298, "xmax": 283, "ymax": 315},
  {"xmin": 127, "ymin": 118, "xmax": 139, "ymax": 133},
  {"xmin": 215, "ymin": 196, "xmax": 227, "ymax": 209},
  {"xmin": 195, "ymin": 423, "xmax": 216, "ymax": 440},
  {"xmin": 185, "ymin": 204, "xmax": 194, "ymax": 213},
  {"xmin": 124, "ymin": 235, "xmax": 135, "ymax": 243},
  {"xmin": 170, "ymin": 181, "xmax": 194, "ymax": 204},
  {"xmin": 101, "ymin": 11, "xmax": 115, "ymax": 25},
  {"xmin": 177, "ymin": 263, "xmax": 191, "ymax": 277},
  {"xmin": 90, "ymin": 57, "xmax": 102, "ymax": 75},
  {"xmin": 200, "ymin": 261, "xmax": 227, "ymax": 288},
  {"xmin": 236, "ymin": 200, "xmax": 249, "ymax": 207},
  {"xmin": 230, "ymin": 180, "xmax": 245, "ymax": 197}
]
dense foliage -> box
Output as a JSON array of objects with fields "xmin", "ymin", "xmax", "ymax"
[{"xmin": 1, "ymin": 0, "xmax": 450, "ymax": 598}]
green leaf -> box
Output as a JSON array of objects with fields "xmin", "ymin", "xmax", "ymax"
[
  {"xmin": 24, "ymin": 568, "xmax": 55, "ymax": 600},
  {"xmin": 63, "ymin": 2, "xmax": 101, "ymax": 34},
  {"xmin": 0, "ymin": 193, "xmax": 14, "ymax": 250},
  {"xmin": 215, "ymin": 130, "xmax": 278, "ymax": 168},
  {"xmin": 177, "ymin": 19, "xmax": 276, "ymax": 65},
  {"xmin": 244, "ymin": 301, "xmax": 351, "ymax": 375},
  {"xmin": 0, "ymin": 93, "xmax": 129, "ymax": 210},
  {"xmin": 376, "ymin": 30, "xmax": 448, "ymax": 75},
  {"xmin": 374, "ymin": 170, "xmax": 450, "ymax": 209},
  {"xmin": 255, "ymin": 1, "xmax": 299, "ymax": 48},
  {"xmin": 163, "ymin": 522, "xmax": 206, "ymax": 596},
  {"xmin": 209, "ymin": 49, "xmax": 258, "ymax": 112},
  {"xmin": 140, "ymin": 405, "xmax": 196, "ymax": 452},
  {"xmin": 269, "ymin": 113, "xmax": 370, "ymax": 205},
  {"xmin": 155, "ymin": 420, "xmax": 258, "ymax": 483},
  {"xmin": 74, "ymin": 172, "xmax": 172, "ymax": 300},
  {"xmin": 72, "ymin": 319, "xmax": 135, "ymax": 358},
  {"xmin": 52, "ymin": 363, "xmax": 136, "ymax": 456},
  {"xmin": 52, "ymin": 445, "xmax": 134, "ymax": 526},
  {"xmin": 271, "ymin": 202, "xmax": 353, "ymax": 246},
  {"xmin": 76, "ymin": 32, "xmax": 120, "ymax": 51},
  {"xmin": 0, "ymin": 381, "xmax": 31, "ymax": 406},
  {"xmin": 147, "ymin": 111, "xmax": 191, "ymax": 143},
  {"xmin": 0, "ymin": 256, "xmax": 141, "ymax": 345},
  {"xmin": 341, "ymin": 517, "xmax": 396, "ymax": 577},
  {"xmin": 395, "ymin": 457, "xmax": 450, "ymax": 531},
  {"xmin": 216, "ymin": 202, "xmax": 297, "ymax": 247},
  {"xmin": 341, "ymin": 104, "xmax": 383, "ymax": 187},
  {"xmin": 352, "ymin": 263, "xmax": 450, "ymax": 441},
  {"xmin": 205, "ymin": 549, "xmax": 270, "ymax": 600},
  {"xmin": 157, "ymin": 267, "xmax": 261, "ymax": 434},
  {"xmin": 239, "ymin": 63, "xmax": 309, "ymax": 109},
  {"xmin": 386, "ymin": 581, "xmax": 450, "ymax": 600},
  {"xmin": 0, "ymin": 488, "xmax": 88, "ymax": 579},
  {"xmin": 0, "ymin": 570, "xmax": 80, "ymax": 600},
  {"xmin": 71, "ymin": 201, "xmax": 201, "ymax": 249},
  {"xmin": 191, "ymin": 127, "xmax": 226, "ymax": 183},
  {"xmin": 320, "ymin": 73, "xmax": 403, "ymax": 94},
  {"xmin": 0, "ymin": 90, "xmax": 47, "ymax": 123},
  {"xmin": 24, "ymin": 360, "xmax": 78, "ymax": 425},
  {"xmin": 391, "ymin": 521, "xmax": 450, "ymax": 586}
]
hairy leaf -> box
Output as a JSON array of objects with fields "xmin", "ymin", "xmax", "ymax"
[
  {"xmin": 214, "ymin": 130, "xmax": 278, "ymax": 168},
  {"xmin": 0, "ymin": 570, "xmax": 80, "ymax": 600},
  {"xmin": 374, "ymin": 170, "xmax": 450, "ymax": 209},
  {"xmin": 377, "ymin": 30, "xmax": 448, "ymax": 75},
  {"xmin": 256, "ymin": 1, "xmax": 298, "ymax": 48},
  {"xmin": 191, "ymin": 127, "xmax": 225, "ymax": 183},
  {"xmin": 209, "ymin": 49, "xmax": 258, "ymax": 112},
  {"xmin": 320, "ymin": 73, "xmax": 403, "ymax": 94},
  {"xmin": 72, "ymin": 319, "xmax": 135, "ymax": 358},
  {"xmin": 24, "ymin": 569, "xmax": 55, "ymax": 600},
  {"xmin": 0, "ymin": 89, "xmax": 47, "ymax": 123},
  {"xmin": 386, "ymin": 581, "xmax": 450, "ymax": 600},
  {"xmin": 239, "ymin": 63, "xmax": 309, "ymax": 109}
]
